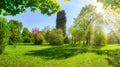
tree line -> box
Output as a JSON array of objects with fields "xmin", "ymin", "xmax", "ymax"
[{"xmin": 0, "ymin": 10, "xmax": 68, "ymax": 54}]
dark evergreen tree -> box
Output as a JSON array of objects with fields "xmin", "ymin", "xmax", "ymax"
[{"xmin": 56, "ymin": 10, "xmax": 66, "ymax": 36}]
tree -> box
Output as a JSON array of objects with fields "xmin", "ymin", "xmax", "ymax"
[
  {"xmin": 22, "ymin": 27, "xmax": 33, "ymax": 43},
  {"xmin": 69, "ymin": 5, "xmax": 107, "ymax": 46},
  {"xmin": 69, "ymin": 5, "xmax": 96, "ymax": 45},
  {"xmin": 56, "ymin": 10, "xmax": 66, "ymax": 36},
  {"xmin": 0, "ymin": 17, "xmax": 9, "ymax": 54},
  {"xmin": 8, "ymin": 20, "xmax": 23, "ymax": 45},
  {"xmin": 107, "ymin": 29, "xmax": 120, "ymax": 44},
  {"xmin": 0, "ymin": 0, "xmax": 61, "ymax": 16},
  {"xmin": 32, "ymin": 28, "xmax": 44, "ymax": 45},
  {"xmin": 93, "ymin": 28, "xmax": 107, "ymax": 46},
  {"xmin": 46, "ymin": 29, "xmax": 64, "ymax": 45}
]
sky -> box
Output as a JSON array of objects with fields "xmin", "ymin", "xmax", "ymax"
[{"xmin": 3, "ymin": 0, "xmax": 90, "ymax": 32}]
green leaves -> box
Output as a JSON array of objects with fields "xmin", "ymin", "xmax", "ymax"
[
  {"xmin": 0, "ymin": 17, "xmax": 9, "ymax": 54},
  {"xmin": 99, "ymin": 0, "xmax": 120, "ymax": 13},
  {"xmin": 64, "ymin": 0, "xmax": 71, "ymax": 2},
  {"xmin": 0, "ymin": 0, "xmax": 61, "ymax": 16}
]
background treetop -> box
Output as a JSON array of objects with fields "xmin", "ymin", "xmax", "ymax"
[
  {"xmin": 0, "ymin": 0, "xmax": 61, "ymax": 16},
  {"xmin": 98, "ymin": 0, "xmax": 120, "ymax": 13}
]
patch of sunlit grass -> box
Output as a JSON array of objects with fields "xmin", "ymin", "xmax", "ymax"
[{"xmin": 0, "ymin": 45, "xmax": 116, "ymax": 67}]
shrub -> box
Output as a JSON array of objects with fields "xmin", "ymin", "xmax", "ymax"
[
  {"xmin": 64, "ymin": 36, "xmax": 70, "ymax": 44},
  {"xmin": 46, "ymin": 29, "xmax": 64, "ymax": 45},
  {"xmin": 0, "ymin": 17, "xmax": 9, "ymax": 54},
  {"xmin": 32, "ymin": 28, "xmax": 44, "ymax": 45},
  {"xmin": 93, "ymin": 31, "xmax": 107, "ymax": 46},
  {"xmin": 22, "ymin": 28, "xmax": 33, "ymax": 43},
  {"xmin": 34, "ymin": 34, "xmax": 44, "ymax": 45},
  {"xmin": 106, "ymin": 49, "xmax": 120, "ymax": 67}
]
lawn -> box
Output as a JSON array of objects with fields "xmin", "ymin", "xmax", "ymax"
[{"xmin": 0, "ymin": 44, "xmax": 120, "ymax": 67}]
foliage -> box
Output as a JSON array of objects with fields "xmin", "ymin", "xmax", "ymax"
[
  {"xmin": 56, "ymin": 10, "xmax": 66, "ymax": 36},
  {"xmin": 64, "ymin": 0, "xmax": 71, "ymax": 2},
  {"xmin": 0, "ymin": 0, "xmax": 60, "ymax": 16},
  {"xmin": 22, "ymin": 27, "xmax": 33, "ymax": 43},
  {"xmin": 93, "ymin": 30, "xmax": 107, "ymax": 46},
  {"xmin": 106, "ymin": 49, "xmax": 120, "ymax": 67},
  {"xmin": 69, "ymin": 5, "xmax": 106, "ymax": 46},
  {"xmin": 107, "ymin": 29, "xmax": 120, "ymax": 44},
  {"xmin": 8, "ymin": 20, "xmax": 23, "ymax": 45},
  {"xmin": 98, "ymin": 0, "xmax": 120, "ymax": 13},
  {"xmin": 32, "ymin": 28, "xmax": 44, "ymax": 45},
  {"xmin": 34, "ymin": 34, "xmax": 44, "ymax": 45},
  {"xmin": 64, "ymin": 36, "xmax": 70, "ymax": 44},
  {"xmin": 0, "ymin": 17, "xmax": 9, "ymax": 54},
  {"xmin": 46, "ymin": 29, "xmax": 64, "ymax": 45}
]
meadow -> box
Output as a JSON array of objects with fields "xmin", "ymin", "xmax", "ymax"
[{"xmin": 0, "ymin": 44, "xmax": 120, "ymax": 67}]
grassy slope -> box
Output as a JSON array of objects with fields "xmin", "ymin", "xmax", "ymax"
[{"xmin": 0, "ymin": 44, "xmax": 120, "ymax": 67}]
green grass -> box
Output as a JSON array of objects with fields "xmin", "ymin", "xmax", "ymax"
[{"xmin": 0, "ymin": 44, "xmax": 120, "ymax": 67}]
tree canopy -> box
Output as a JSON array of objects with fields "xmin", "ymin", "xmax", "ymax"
[
  {"xmin": 0, "ymin": 0, "xmax": 61, "ymax": 16},
  {"xmin": 69, "ymin": 5, "xmax": 107, "ymax": 45},
  {"xmin": 98, "ymin": 0, "xmax": 120, "ymax": 13}
]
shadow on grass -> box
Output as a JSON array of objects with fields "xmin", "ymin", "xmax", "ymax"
[
  {"xmin": 25, "ymin": 44, "xmax": 120, "ymax": 63},
  {"xmin": 25, "ymin": 45, "xmax": 89, "ymax": 60}
]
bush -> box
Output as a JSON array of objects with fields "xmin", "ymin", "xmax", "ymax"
[
  {"xmin": 106, "ymin": 49, "xmax": 120, "ymax": 67},
  {"xmin": 22, "ymin": 27, "xmax": 33, "ymax": 43},
  {"xmin": 46, "ymin": 29, "xmax": 64, "ymax": 45},
  {"xmin": 0, "ymin": 17, "xmax": 9, "ymax": 54},
  {"xmin": 93, "ymin": 31, "xmax": 107, "ymax": 46},
  {"xmin": 23, "ymin": 36, "xmax": 32, "ymax": 43},
  {"xmin": 33, "ymin": 32, "xmax": 44, "ymax": 45}
]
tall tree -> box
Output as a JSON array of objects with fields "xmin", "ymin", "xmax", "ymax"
[
  {"xmin": 9, "ymin": 20, "xmax": 23, "ymax": 45},
  {"xmin": 56, "ymin": 10, "xmax": 66, "ymax": 36},
  {"xmin": 0, "ymin": 0, "xmax": 60, "ymax": 16},
  {"xmin": 69, "ymin": 5, "xmax": 96, "ymax": 45},
  {"xmin": 69, "ymin": 5, "xmax": 107, "ymax": 46}
]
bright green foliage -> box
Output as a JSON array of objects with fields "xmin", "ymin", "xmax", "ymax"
[
  {"xmin": 98, "ymin": 0, "xmax": 120, "ymax": 13},
  {"xmin": 0, "ymin": 17, "xmax": 9, "ymax": 54},
  {"xmin": 69, "ymin": 5, "xmax": 107, "ymax": 46},
  {"xmin": 93, "ymin": 30, "xmax": 107, "ymax": 46},
  {"xmin": 108, "ymin": 49, "xmax": 120, "ymax": 67},
  {"xmin": 64, "ymin": 0, "xmax": 71, "ymax": 2},
  {"xmin": 22, "ymin": 27, "xmax": 33, "ymax": 43},
  {"xmin": 8, "ymin": 20, "xmax": 23, "ymax": 45},
  {"xmin": 107, "ymin": 29, "xmax": 120, "ymax": 44},
  {"xmin": 56, "ymin": 10, "xmax": 66, "ymax": 36},
  {"xmin": 34, "ymin": 33, "xmax": 44, "ymax": 45},
  {"xmin": 46, "ymin": 29, "xmax": 64, "ymax": 45},
  {"xmin": 32, "ymin": 28, "xmax": 44, "ymax": 45},
  {"xmin": 69, "ymin": 5, "xmax": 95, "ymax": 45},
  {"xmin": 0, "ymin": 0, "xmax": 60, "ymax": 16}
]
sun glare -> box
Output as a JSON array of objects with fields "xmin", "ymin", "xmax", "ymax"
[
  {"xmin": 89, "ymin": 0, "xmax": 104, "ymax": 13},
  {"xmin": 96, "ymin": 3, "xmax": 104, "ymax": 13}
]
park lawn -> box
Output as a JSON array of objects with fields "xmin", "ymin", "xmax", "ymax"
[{"xmin": 0, "ymin": 44, "xmax": 120, "ymax": 67}]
